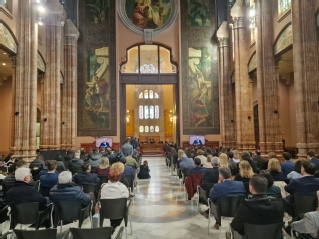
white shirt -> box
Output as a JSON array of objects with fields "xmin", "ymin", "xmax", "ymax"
[{"xmin": 100, "ymin": 181, "xmax": 129, "ymax": 199}]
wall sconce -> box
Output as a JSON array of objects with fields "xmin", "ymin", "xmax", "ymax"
[
  {"xmin": 274, "ymin": 110, "xmax": 279, "ymax": 114},
  {"xmin": 44, "ymin": 118, "xmax": 47, "ymax": 122},
  {"xmin": 15, "ymin": 112, "xmax": 19, "ymax": 116},
  {"xmin": 248, "ymin": 116, "xmax": 251, "ymax": 120},
  {"xmin": 231, "ymin": 119, "xmax": 234, "ymax": 123},
  {"xmin": 62, "ymin": 122, "xmax": 65, "ymax": 125}
]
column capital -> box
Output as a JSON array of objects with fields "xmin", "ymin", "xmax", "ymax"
[
  {"xmin": 46, "ymin": 14, "xmax": 65, "ymax": 27},
  {"xmin": 217, "ymin": 21, "xmax": 229, "ymax": 47},
  {"xmin": 218, "ymin": 38, "xmax": 229, "ymax": 47},
  {"xmin": 9, "ymin": 55, "xmax": 16, "ymax": 68},
  {"xmin": 64, "ymin": 19, "xmax": 79, "ymax": 46},
  {"xmin": 233, "ymin": 17, "xmax": 244, "ymax": 29}
]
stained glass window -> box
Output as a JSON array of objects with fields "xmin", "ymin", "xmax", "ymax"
[
  {"xmin": 150, "ymin": 126, "xmax": 154, "ymax": 132},
  {"xmin": 149, "ymin": 90, "xmax": 154, "ymax": 99},
  {"xmin": 279, "ymin": 0, "xmax": 291, "ymax": 15},
  {"xmin": 154, "ymin": 92, "xmax": 159, "ymax": 98},
  {"xmin": 144, "ymin": 90, "xmax": 148, "ymax": 99},
  {"xmin": 139, "ymin": 105, "xmax": 143, "ymax": 119},
  {"xmin": 139, "ymin": 126, "xmax": 144, "ymax": 132},
  {"xmin": 139, "ymin": 64, "xmax": 158, "ymax": 74},
  {"xmin": 144, "ymin": 105, "xmax": 149, "ymax": 119},
  {"xmin": 150, "ymin": 105, "xmax": 154, "ymax": 119},
  {"xmin": 155, "ymin": 126, "xmax": 159, "ymax": 132},
  {"xmin": 145, "ymin": 126, "xmax": 149, "ymax": 132},
  {"xmin": 139, "ymin": 92, "xmax": 143, "ymax": 99},
  {"xmin": 155, "ymin": 105, "xmax": 159, "ymax": 119}
]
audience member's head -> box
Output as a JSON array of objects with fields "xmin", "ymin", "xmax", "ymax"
[
  {"xmin": 108, "ymin": 169, "xmax": 121, "ymax": 183},
  {"xmin": 181, "ymin": 153, "xmax": 187, "ymax": 159},
  {"xmin": 307, "ymin": 151, "xmax": 315, "ymax": 159},
  {"xmin": 219, "ymin": 153, "xmax": 229, "ymax": 167},
  {"xmin": 282, "ymin": 152, "xmax": 291, "ymax": 161},
  {"xmin": 119, "ymin": 157, "xmax": 126, "ymax": 165},
  {"xmin": 47, "ymin": 160, "xmax": 57, "ymax": 172},
  {"xmin": 249, "ymin": 175, "xmax": 268, "ymax": 194},
  {"xmin": 55, "ymin": 154, "xmax": 63, "ymax": 161},
  {"xmin": 58, "ymin": 171, "xmax": 72, "ymax": 184},
  {"xmin": 36, "ymin": 154, "xmax": 44, "ymax": 161},
  {"xmin": 260, "ymin": 170, "xmax": 274, "ymax": 188},
  {"xmin": 314, "ymin": 170, "xmax": 319, "ymax": 178},
  {"xmin": 74, "ymin": 152, "xmax": 80, "ymax": 159},
  {"xmin": 268, "ymin": 152, "xmax": 276, "ymax": 159},
  {"xmin": 178, "ymin": 149, "xmax": 184, "ymax": 159},
  {"xmin": 294, "ymin": 160, "xmax": 303, "ymax": 174},
  {"xmin": 15, "ymin": 168, "xmax": 31, "ymax": 183},
  {"xmin": 81, "ymin": 162, "xmax": 91, "ymax": 172},
  {"xmin": 255, "ymin": 150, "xmax": 261, "ymax": 156},
  {"xmin": 197, "ymin": 149, "xmax": 204, "ymax": 155},
  {"xmin": 206, "ymin": 154, "xmax": 213, "ymax": 163},
  {"xmin": 111, "ymin": 162, "xmax": 125, "ymax": 173},
  {"xmin": 219, "ymin": 167, "xmax": 231, "ymax": 182},
  {"xmin": 15, "ymin": 158, "xmax": 27, "ymax": 168},
  {"xmin": 301, "ymin": 161, "xmax": 316, "ymax": 175},
  {"xmin": 211, "ymin": 156, "xmax": 220, "ymax": 167},
  {"xmin": 241, "ymin": 151, "xmax": 251, "ymax": 161},
  {"xmin": 194, "ymin": 158, "xmax": 201, "ymax": 166},
  {"xmin": 233, "ymin": 150, "xmax": 239, "ymax": 159},
  {"xmin": 239, "ymin": 160, "xmax": 254, "ymax": 178},
  {"xmin": 143, "ymin": 160, "xmax": 148, "ymax": 167},
  {"xmin": 99, "ymin": 157, "xmax": 109, "ymax": 169},
  {"xmin": 228, "ymin": 151, "xmax": 234, "ymax": 159},
  {"xmin": 268, "ymin": 158, "xmax": 281, "ymax": 173}
]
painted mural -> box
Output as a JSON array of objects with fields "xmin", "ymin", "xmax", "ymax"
[
  {"xmin": 188, "ymin": 0, "xmax": 211, "ymax": 26},
  {"xmin": 125, "ymin": 0, "xmax": 172, "ymax": 29},
  {"xmin": 84, "ymin": 47, "xmax": 110, "ymax": 128},
  {"xmin": 188, "ymin": 47, "xmax": 212, "ymax": 128},
  {"xmin": 85, "ymin": 0, "xmax": 108, "ymax": 24}
]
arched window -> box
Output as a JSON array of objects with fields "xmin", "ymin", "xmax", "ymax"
[
  {"xmin": 139, "ymin": 92, "xmax": 143, "ymax": 99},
  {"xmin": 139, "ymin": 64, "xmax": 158, "ymax": 74},
  {"xmin": 144, "ymin": 105, "xmax": 149, "ymax": 119},
  {"xmin": 139, "ymin": 105, "xmax": 144, "ymax": 119},
  {"xmin": 279, "ymin": 0, "xmax": 291, "ymax": 16},
  {"xmin": 155, "ymin": 105, "xmax": 159, "ymax": 119},
  {"xmin": 155, "ymin": 126, "xmax": 159, "ymax": 132},
  {"xmin": 149, "ymin": 90, "xmax": 154, "ymax": 99},
  {"xmin": 154, "ymin": 92, "xmax": 159, "ymax": 98},
  {"xmin": 144, "ymin": 90, "xmax": 148, "ymax": 99},
  {"xmin": 139, "ymin": 126, "xmax": 144, "ymax": 132},
  {"xmin": 150, "ymin": 105, "xmax": 154, "ymax": 119},
  {"xmin": 145, "ymin": 126, "xmax": 149, "ymax": 132},
  {"xmin": 150, "ymin": 126, "xmax": 154, "ymax": 132}
]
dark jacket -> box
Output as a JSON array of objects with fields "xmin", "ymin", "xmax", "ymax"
[
  {"xmin": 72, "ymin": 172, "xmax": 100, "ymax": 185},
  {"xmin": 185, "ymin": 173, "xmax": 203, "ymax": 199},
  {"xmin": 3, "ymin": 174, "xmax": 35, "ymax": 195},
  {"xmin": 244, "ymin": 159, "xmax": 258, "ymax": 173},
  {"xmin": 202, "ymin": 167, "xmax": 219, "ymax": 184},
  {"xmin": 5, "ymin": 181, "xmax": 47, "ymax": 210},
  {"xmin": 29, "ymin": 159, "xmax": 45, "ymax": 171},
  {"xmin": 89, "ymin": 154, "xmax": 102, "ymax": 167},
  {"xmin": 122, "ymin": 165, "xmax": 135, "ymax": 180},
  {"xmin": 231, "ymin": 195, "xmax": 284, "ymax": 235},
  {"xmin": 40, "ymin": 172, "xmax": 59, "ymax": 188},
  {"xmin": 311, "ymin": 158, "xmax": 319, "ymax": 170},
  {"xmin": 270, "ymin": 171, "xmax": 286, "ymax": 181},
  {"xmin": 69, "ymin": 158, "xmax": 84, "ymax": 168},
  {"xmin": 284, "ymin": 176, "xmax": 319, "ymax": 202},
  {"xmin": 281, "ymin": 160, "xmax": 295, "ymax": 177},
  {"xmin": 137, "ymin": 165, "xmax": 150, "ymax": 179},
  {"xmin": 189, "ymin": 166, "xmax": 206, "ymax": 175},
  {"xmin": 107, "ymin": 153, "xmax": 119, "ymax": 165},
  {"xmin": 252, "ymin": 155, "xmax": 266, "ymax": 170},
  {"xmin": 49, "ymin": 183, "xmax": 91, "ymax": 207},
  {"xmin": 96, "ymin": 166, "xmax": 110, "ymax": 176},
  {"xmin": 209, "ymin": 180, "xmax": 245, "ymax": 204}
]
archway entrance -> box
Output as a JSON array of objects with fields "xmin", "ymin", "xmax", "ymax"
[{"xmin": 120, "ymin": 44, "xmax": 179, "ymax": 146}]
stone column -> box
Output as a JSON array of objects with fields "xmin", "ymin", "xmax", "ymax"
[
  {"xmin": 255, "ymin": 0, "xmax": 282, "ymax": 157},
  {"xmin": 217, "ymin": 21, "xmax": 236, "ymax": 148},
  {"xmin": 11, "ymin": 0, "xmax": 38, "ymax": 161},
  {"xmin": 292, "ymin": 0, "xmax": 319, "ymax": 157},
  {"xmin": 231, "ymin": 3, "xmax": 255, "ymax": 153},
  {"xmin": 61, "ymin": 19, "xmax": 79, "ymax": 150},
  {"xmin": 40, "ymin": 1, "xmax": 64, "ymax": 150}
]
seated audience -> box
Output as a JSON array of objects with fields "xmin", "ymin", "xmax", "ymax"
[
  {"xmin": 268, "ymin": 158, "xmax": 286, "ymax": 181},
  {"xmin": 125, "ymin": 153, "xmax": 139, "ymax": 170},
  {"xmin": 307, "ymin": 151, "xmax": 319, "ymax": 170},
  {"xmin": 69, "ymin": 152, "xmax": 84, "ymax": 168},
  {"xmin": 228, "ymin": 151, "xmax": 239, "ymax": 175},
  {"xmin": 241, "ymin": 151, "xmax": 258, "ymax": 173},
  {"xmin": 49, "ymin": 171, "xmax": 92, "ymax": 208},
  {"xmin": 287, "ymin": 160, "xmax": 303, "ymax": 180},
  {"xmin": 99, "ymin": 168, "xmax": 129, "ymax": 234},
  {"xmin": 219, "ymin": 153, "xmax": 230, "ymax": 168},
  {"xmin": 260, "ymin": 170, "xmax": 281, "ymax": 197},
  {"xmin": 55, "ymin": 154, "xmax": 66, "ymax": 172},
  {"xmin": 137, "ymin": 160, "xmax": 150, "ymax": 179},
  {"xmin": 89, "ymin": 149, "xmax": 102, "ymax": 167},
  {"xmin": 6, "ymin": 168, "xmax": 49, "ymax": 211},
  {"xmin": 179, "ymin": 153, "xmax": 194, "ymax": 171},
  {"xmin": 234, "ymin": 161, "xmax": 254, "ymax": 183},
  {"xmin": 202, "ymin": 156, "xmax": 220, "ymax": 184},
  {"xmin": 96, "ymin": 157, "xmax": 110, "ymax": 176},
  {"xmin": 283, "ymin": 161, "xmax": 319, "ymax": 217},
  {"xmin": 252, "ymin": 150, "xmax": 266, "ymax": 170},
  {"xmin": 291, "ymin": 211, "xmax": 319, "ymax": 239},
  {"xmin": 202, "ymin": 154, "xmax": 213, "ymax": 168},
  {"xmin": 281, "ymin": 152, "xmax": 295, "ymax": 177},
  {"xmin": 229, "ymin": 175, "xmax": 284, "ymax": 237},
  {"xmin": 119, "ymin": 157, "xmax": 135, "ymax": 181},
  {"xmin": 39, "ymin": 160, "xmax": 59, "ymax": 189},
  {"xmin": 72, "ymin": 163, "xmax": 100, "ymax": 185},
  {"xmin": 189, "ymin": 158, "xmax": 206, "ymax": 175},
  {"xmin": 200, "ymin": 167, "xmax": 245, "ymax": 230},
  {"xmin": 196, "ymin": 149, "xmax": 207, "ymax": 163},
  {"xmin": 30, "ymin": 154, "xmax": 45, "ymax": 180},
  {"xmin": 39, "ymin": 160, "xmax": 60, "ymax": 177}
]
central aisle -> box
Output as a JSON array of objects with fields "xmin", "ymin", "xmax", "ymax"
[{"xmin": 125, "ymin": 156, "xmax": 225, "ymax": 239}]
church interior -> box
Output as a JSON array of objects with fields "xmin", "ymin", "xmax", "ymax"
[{"xmin": 0, "ymin": 0, "xmax": 319, "ymax": 238}]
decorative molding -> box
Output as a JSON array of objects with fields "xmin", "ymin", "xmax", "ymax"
[
  {"xmin": 144, "ymin": 29, "xmax": 153, "ymax": 44},
  {"xmin": 233, "ymin": 17, "xmax": 244, "ymax": 28},
  {"xmin": 274, "ymin": 23, "xmax": 292, "ymax": 55},
  {"xmin": 9, "ymin": 55, "xmax": 16, "ymax": 68},
  {"xmin": 37, "ymin": 53, "xmax": 46, "ymax": 73},
  {"xmin": 117, "ymin": 0, "xmax": 179, "ymax": 36},
  {"xmin": 218, "ymin": 37, "xmax": 228, "ymax": 47},
  {"xmin": 0, "ymin": 4, "xmax": 13, "ymax": 20},
  {"xmin": 248, "ymin": 52, "xmax": 256, "ymax": 73},
  {"xmin": 64, "ymin": 36, "xmax": 78, "ymax": 46},
  {"xmin": 0, "ymin": 23, "xmax": 17, "ymax": 53},
  {"xmin": 46, "ymin": 14, "xmax": 65, "ymax": 27}
]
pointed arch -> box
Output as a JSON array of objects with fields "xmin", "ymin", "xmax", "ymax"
[{"xmin": 0, "ymin": 20, "xmax": 18, "ymax": 54}]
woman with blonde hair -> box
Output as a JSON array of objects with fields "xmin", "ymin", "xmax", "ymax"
[
  {"xmin": 202, "ymin": 154, "xmax": 213, "ymax": 168},
  {"xmin": 196, "ymin": 149, "xmax": 207, "ymax": 163},
  {"xmin": 234, "ymin": 161, "xmax": 254, "ymax": 183},
  {"xmin": 110, "ymin": 162, "xmax": 125, "ymax": 173},
  {"xmin": 219, "ymin": 153, "xmax": 230, "ymax": 168},
  {"xmin": 96, "ymin": 156, "xmax": 110, "ymax": 176},
  {"xmin": 233, "ymin": 150, "xmax": 240, "ymax": 162},
  {"xmin": 268, "ymin": 158, "xmax": 285, "ymax": 181}
]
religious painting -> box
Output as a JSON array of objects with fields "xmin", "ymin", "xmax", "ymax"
[
  {"xmin": 188, "ymin": 47, "xmax": 212, "ymax": 128},
  {"xmin": 85, "ymin": 0, "xmax": 108, "ymax": 24},
  {"xmin": 188, "ymin": 0, "xmax": 211, "ymax": 26},
  {"xmin": 125, "ymin": 0, "xmax": 172, "ymax": 29},
  {"xmin": 84, "ymin": 47, "xmax": 110, "ymax": 128}
]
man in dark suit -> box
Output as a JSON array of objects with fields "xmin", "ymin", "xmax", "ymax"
[
  {"xmin": 283, "ymin": 160, "xmax": 319, "ymax": 217},
  {"xmin": 72, "ymin": 163, "xmax": 100, "ymax": 186},
  {"xmin": 202, "ymin": 156, "xmax": 220, "ymax": 184},
  {"xmin": 229, "ymin": 175, "xmax": 284, "ymax": 237},
  {"xmin": 252, "ymin": 150, "xmax": 266, "ymax": 170},
  {"xmin": 307, "ymin": 151, "xmax": 319, "ymax": 170},
  {"xmin": 99, "ymin": 139, "xmax": 110, "ymax": 148},
  {"xmin": 201, "ymin": 167, "xmax": 245, "ymax": 230},
  {"xmin": 193, "ymin": 136, "xmax": 203, "ymax": 146},
  {"xmin": 281, "ymin": 152, "xmax": 295, "ymax": 177}
]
